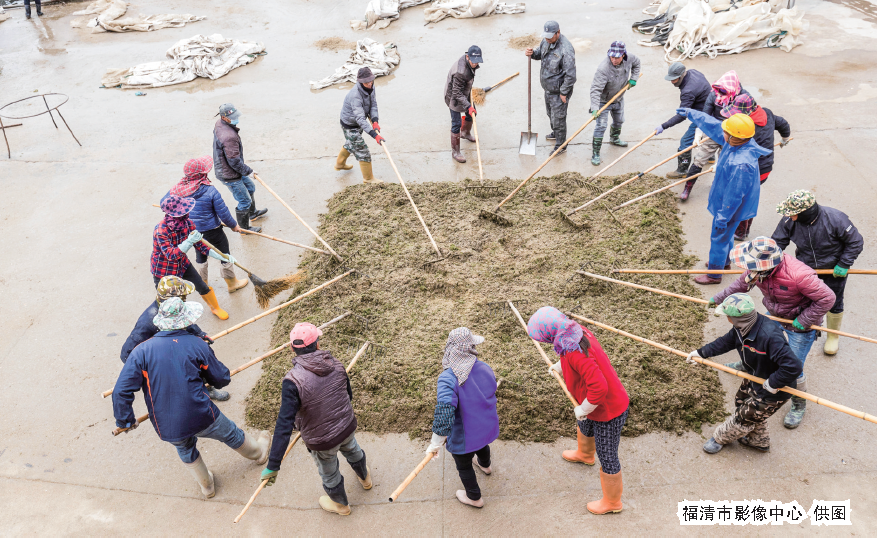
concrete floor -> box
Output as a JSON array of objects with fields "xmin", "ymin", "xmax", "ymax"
[{"xmin": 1, "ymin": 0, "xmax": 876, "ymax": 534}]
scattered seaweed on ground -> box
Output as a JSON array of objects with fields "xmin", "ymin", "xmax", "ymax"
[
  {"xmin": 245, "ymin": 171, "xmax": 726, "ymax": 442},
  {"xmin": 508, "ymin": 34, "xmax": 541, "ymax": 49},
  {"xmin": 313, "ymin": 37, "xmax": 356, "ymax": 52}
]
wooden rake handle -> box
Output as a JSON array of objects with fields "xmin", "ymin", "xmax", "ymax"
[
  {"xmin": 389, "ymin": 452, "xmax": 435, "ymax": 502},
  {"xmin": 492, "ymin": 76, "xmax": 640, "ymax": 213},
  {"xmin": 199, "ymin": 238, "xmax": 255, "ymax": 276},
  {"xmin": 471, "ymin": 89, "xmax": 484, "ymax": 183},
  {"xmin": 239, "ymin": 229, "xmax": 331, "ymax": 256},
  {"xmin": 614, "ymin": 268, "xmax": 877, "ymax": 275},
  {"xmin": 486, "ymin": 72, "xmax": 519, "ymax": 92},
  {"xmin": 568, "ymin": 312, "xmax": 877, "ymax": 425},
  {"xmin": 590, "ymin": 130, "xmax": 657, "ymax": 181},
  {"xmin": 508, "ymin": 301, "xmax": 578, "ymax": 407}
]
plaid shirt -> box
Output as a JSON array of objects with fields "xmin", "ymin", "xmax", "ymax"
[{"xmin": 150, "ymin": 219, "xmax": 210, "ymax": 278}]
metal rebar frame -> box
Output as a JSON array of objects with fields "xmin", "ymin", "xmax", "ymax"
[{"xmin": 0, "ymin": 93, "xmax": 81, "ymax": 158}]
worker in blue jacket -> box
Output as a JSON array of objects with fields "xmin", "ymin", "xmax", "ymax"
[
  {"xmin": 675, "ymin": 108, "xmax": 771, "ymax": 285},
  {"xmin": 113, "ymin": 297, "xmax": 270, "ymax": 499}
]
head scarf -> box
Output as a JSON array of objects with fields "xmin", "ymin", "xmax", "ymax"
[
  {"xmin": 527, "ymin": 306, "xmax": 584, "ymax": 356},
  {"xmin": 442, "ymin": 327, "xmax": 484, "ymax": 385},
  {"xmin": 711, "ymin": 70, "xmax": 742, "ymax": 107},
  {"xmin": 164, "ymin": 214, "xmax": 190, "ymax": 232},
  {"xmin": 170, "ymin": 156, "xmax": 213, "ymax": 198},
  {"xmin": 730, "ymin": 311, "xmax": 758, "ymax": 337}
]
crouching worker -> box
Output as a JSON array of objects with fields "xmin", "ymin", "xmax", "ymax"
[
  {"xmin": 113, "ymin": 298, "xmax": 270, "ymax": 498},
  {"xmin": 261, "ymin": 323, "xmax": 372, "ymax": 516},
  {"xmin": 690, "ymin": 293, "xmax": 802, "ymax": 454},
  {"xmin": 527, "ymin": 307, "xmax": 630, "ymax": 515},
  {"xmin": 426, "ymin": 328, "xmax": 499, "ymax": 508}
]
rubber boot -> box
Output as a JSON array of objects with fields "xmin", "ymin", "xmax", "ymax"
[
  {"xmin": 194, "ymin": 260, "xmax": 209, "ymax": 286},
  {"xmin": 562, "ymin": 429, "xmax": 596, "ymax": 465},
  {"xmin": 783, "ymin": 375, "xmax": 807, "ymax": 429},
  {"xmin": 694, "ymin": 263, "xmax": 722, "ymax": 285},
  {"xmin": 666, "ymin": 152, "xmax": 691, "ymax": 179},
  {"xmin": 586, "ymin": 470, "xmax": 623, "ymax": 514},
  {"xmin": 823, "ymin": 312, "xmax": 843, "ymax": 355},
  {"xmin": 319, "ymin": 478, "xmax": 351, "ymax": 515},
  {"xmin": 460, "ymin": 118, "xmax": 476, "ymax": 142},
  {"xmin": 335, "ymin": 148, "xmax": 354, "ymax": 171},
  {"xmin": 451, "ymin": 132, "xmax": 466, "ymax": 163},
  {"xmin": 734, "ymin": 219, "xmax": 753, "ymax": 241},
  {"xmin": 680, "ymin": 165, "xmax": 701, "ymax": 202},
  {"xmin": 359, "ymin": 161, "xmax": 384, "ymax": 184},
  {"xmin": 248, "ymin": 193, "xmax": 268, "ymax": 220},
  {"xmin": 234, "ymin": 431, "xmax": 272, "ymax": 465},
  {"xmin": 591, "ymin": 138, "xmax": 603, "ymax": 166},
  {"xmin": 608, "ymin": 125, "xmax": 628, "ymax": 147},
  {"xmin": 220, "ymin": 261, "xmax": 248, "ymax": 293},
  {"xmin": 235, "ymin": 209, "xmax": 261, "ymax": 234},
  {"xmin": 184, "ymin": 456, "xmax": 215, "ymax": 498},
  {"xmin": 201, "ymin": 287, "xmax": 229, "ymax": 320},
  {"xmin": 349, "ymin": 453, "xmax": 372, "ymax": 490},
  {"xmin": 206, "ymin": 386, "xmax": 230, "ymax": 401}
]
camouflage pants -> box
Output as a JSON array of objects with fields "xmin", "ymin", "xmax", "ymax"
[
  {"xmin": 691, "ymin": 135, "xmax": 722, "ymax": 168},
  {"xmin": 342, "ymin": 127, "xmax": 372, "ymax": 163},
  {"xmin": 713, "ymin": 381, "xmax": 785, "ymax": 449}
]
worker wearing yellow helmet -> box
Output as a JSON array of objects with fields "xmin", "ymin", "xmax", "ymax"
[{"xmin": 674, "ymin": 107, "xmax": 772, "ymax": 285}]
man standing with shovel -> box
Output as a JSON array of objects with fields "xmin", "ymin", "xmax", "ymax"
[{"xmin": 526, "ymin": 21, "xmax": 577, "ymax": 155}]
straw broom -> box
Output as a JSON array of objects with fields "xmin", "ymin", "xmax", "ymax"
[{"xmin": 470, "ymin": 72, "xmax": 519, "ymax": 105}]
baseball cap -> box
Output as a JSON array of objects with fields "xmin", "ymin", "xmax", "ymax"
[
  {"xmin": 218, "ymin": 103, "xmax": 241, "ymax": 122},
  {"xmin": 466, "ymin": 45, "xmax": 483, "ymax": 63},
  {"xmin": 541, "ymin": 21, "xmax": 559, "ymax": 39},
  {"xmin": 290, "ymin": 322, "xmax": 323, "ymax": 348},
  {"xmin": 665, "ymin": 62, "xmax": 686, "ymax": 81},
  {"xmin": 715, "ymin": 293, "xmax": 756, "ymax": 317}
]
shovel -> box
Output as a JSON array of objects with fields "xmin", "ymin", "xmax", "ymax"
[{"xmin": 519, "ymin": 58, "xmax": 537, "ymax": 155}]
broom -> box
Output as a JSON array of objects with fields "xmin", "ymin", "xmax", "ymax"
[{"xmin": 471, "ymin": 72, "xmax": 520, "ymax": 105}]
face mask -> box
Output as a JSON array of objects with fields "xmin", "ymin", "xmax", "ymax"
[{"xmin": 229, "ymin": 119, "xmax": 239, "ymax": 126}]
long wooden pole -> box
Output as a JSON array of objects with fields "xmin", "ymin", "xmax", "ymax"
[
  {"xmin": 567, "ymin": 312, "xmax": 877, "ymax": 425},
  {"xmin": 199, "ymin": 238, "xmax": 260, "ymax": 280},
  {"xmin": 239, "ymin": 229, "xmax": 331, "ymax": 256},
  {"xmin": 379, "ymin": 141, "xmax": 443, "ymax": 258},
  {"xmin": 471, "ymin": 89, "xmax": 484, "ymax": 183},
  {"xmin": 252, "ymin": 173, "xmax": 343, "ymax": 262},
  {"xmin": 589, "ymin": 131, "xmax": 656, "ymax": 181},
  {"xmin": 388, "ymin": 453, "xmax": 435, "ymax": 502},
  {"xmin": 613, "ymin": 268, "xmax": 877, "ymax": 275},
  {"xmin": 507, "ymin": 301, "xmax": 578, "ymax": 407},
  {"xmin": 575, "ymin": 270, "xmax": 877, "ymax": 345},
  {"xmin": 612, "ymin": 166, "xmax": 715, "ymax": 210},
  {"xmin": 234, "ymin": 341, "xmax": 370, "ymax": 522}
]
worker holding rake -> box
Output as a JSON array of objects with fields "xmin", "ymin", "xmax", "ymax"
[
  {"xmin": 335, "ymin": 67, "xmax": 384, "ymax": 184},
  {"xmin": 588, "ymin": 41, "xmax": 640, "ymax": 165},
  {"xmin": 527, "ymin": 307, "xmax": 629, "ymax": 515},
  {"xmin": 445, "ymin": 45, "xmax": 483, "ymax": 164}
]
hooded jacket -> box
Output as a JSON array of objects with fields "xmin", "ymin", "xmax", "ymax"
[
  {"xmin": 772, "ymin": 204, "xmax": 864, "ymax": 270},
  {"xmin": 531, "ymin": 34, "xmax": 577, "ymax": 96},
  {"xmin": 434, "ymin": 359, "xmax": 499, "ymax": 454},
  {"xmin": 212, "ymin": 119, "xmax": 253, "ymax": 181},
  {"xmin": 340, "ymin": 83, "xmax": 380, "ymax": 135},
  {"xmin": 714, "ymin": 254, "xmax": 836, "ymax": 330},
  {"xmin": 698, "ymin": 314, "xmax": 802, "ymax": 402},
  {"xmin": 748, "ymin": 106, "xmax": 791, "ymax": 174},
  {"xmin": 444, "ymin": 54, "xmax": 477, "ymax": 112},
  {"xmin": 661, "ymin": 68, "xmax": 711, "ymax": 130},
  {"xmin": 590, "ymin": 52, "xmax": 641, "ymax": 111},
  {"xmin": 684, "ymin": 109, "xmax": 772, "ymax": 228},
  {"xmin": 160, "ymin": 185, "xmax": 237, "ymax": 232}
]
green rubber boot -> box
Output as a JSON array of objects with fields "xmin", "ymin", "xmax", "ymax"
[
  {"xmin": 591, "ymin": 137, "xmax": 603, "ymax": 166},
  {"xmin": 609, "ymin": 126, "xmax": 628, "ymax": 147},
  {"xmin": 783, "ymin": 375, "xmax": 807, "ymax": 429}
]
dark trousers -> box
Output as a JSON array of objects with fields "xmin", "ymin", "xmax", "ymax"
[
  {"xmin": 545, "ymin": 90, "xmax": 572, "ymax": 145},
  {"xmin": 818, "ymin": 273, "xmax": 847, "ymax": 313},
  {"xmin": 451, "ymin": 444, "xmax": 491, "ymax": 501},
  {"xmin": 450, "ymin": 108, "xmax": 473, "ymax": 134},
  {"xmin": 153, "ymin": 263, "xmax": 210, "ymax": 295},
  {"xmin": 195, "ymin": 227, "xmax": 229, "ymax": 264},
  {"xmin": 25, "ymin": 0, "xmax": 42, "ymax": 16}
]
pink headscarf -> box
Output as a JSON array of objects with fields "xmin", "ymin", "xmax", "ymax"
[
  {"xmin": 170, "ymin": 156, "xmax": 213, "ymax": 198},
  {"xmin": 527, "ymin": 306, "xmax": 584, "ymax": 356},
  {"xmin": 711, "ymin": 70, "xmax": 742, "ymax": 107}
]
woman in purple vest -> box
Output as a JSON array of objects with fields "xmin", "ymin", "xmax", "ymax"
[{"xmin": 426, "ymin": 327, "xmax": 499, "ymax": 508}]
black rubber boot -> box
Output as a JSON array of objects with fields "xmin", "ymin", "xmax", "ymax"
[
  {"xmin": 609, "ymin": 125, "xmax": 628, "ymax": 147},
  {"xmin": 666, "ymin": 152, "xmax": 691, "ymax": 179},
  {"xmin": 248, "ymin": 193, "xmax": 268, "ymax": 220},
  {"xmin": 349, "ymin": 452, "xmax": 368, "ymax": 482},
  {"xmin": 323, "ymin": 476, "xmax": 349, "ymax": 506},
  {"xmin": 680, "ymin": 165, "xmax": 701, "ymax": 201},
  {"xmin": 236, "ymin": 209, "xmax": 261, "ymax": 234}
]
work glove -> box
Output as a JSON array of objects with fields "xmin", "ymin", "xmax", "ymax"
[
  {"xmin": 177, "ymin": 230, "xmax": 203, "ymax": 253},
  {"xmin": 628, "ymin": 79, "xmax": 637, "ymax": 88},
  {"xmin": 686, "ymin": 350, "xmax": 701, "ymax": 365},
  {"xmin": 655, "ymin": 125, "xmax": 664, "ymax": 135},
  {"xmin": 792, "ymin": 318, "xmax": 806, "ymax": 331},
  {"xmin": 574, "ymin": 398, "xmax": 598, "ymax": 421},
  {"xmin": 208, "ymin": 250, "xmax": 235, "ymax": 264},
  {"xmin": 833, "ymin": 265, "xmax": 849, "ymax": 278},
  {"xmin": 708, "ymin": 297, "xmax": 717, "ymax": 308},
  {"xmin": 200, "ymin": 334, "xmax": 215, "ymax": 346},
  {"xmin": 372, "ymin": 121, "xmax": 381, "ymax": 132},
  {"xmin": 467, "ymin": 105, "xmax": 477, "ymax": 117},
  {"xmin": 375, "ymin": 134, "xmax": 386, "ymax": 145},
  {"xmin": 780, "ymin": 137, "xmax": 791, "ymax": 147},
  {"xmin": 261, "ymin": 468, "xmax": 278, "ymax": 486},
  {"xmin": 548, "ymin": 360, "xmax": 563, "ymax": 378},
  {"xmin": 122, "ymin": 421, "xmax": 139, "ymax": 433},
  {"xmin": 762, "ymin": 378, "xmax": 778, "ymax": 394},
  {"xmin": 675, "ymin": 107, "xmax": 689, "ymax": 118},
  {"xmin": 425, "ymin": 433, "xmax": 446, "ymax": 455},
  {"xmin": 590, "ymin": 109, "xmax": 600, "ymax": 118}
]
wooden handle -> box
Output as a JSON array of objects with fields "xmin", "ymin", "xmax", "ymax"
[
  {"xmin": 199, "ymin": 238, "xmax": 254, "ymax": 276},
  {"xmin": 252, "ymin": 173, "xmax": 342, "ymax": 261},
  {"xmin": 234, "ymin": 432, "xmax": 302, "ymax": 523},
  {"xmin": 346, "ymin": 342, "xmax": 370, "ymax": 373},
  {"xmin": 527, "ymin": 58, "xmax": 532, "ymax": 132},
  {"xmin": 487, "ymin": 72, "xmax": 519, "ymax": 91},
  {"xmin": 507, "ymin": 301, "xmax": 579, "ymax": 407},
  {"xmin": 567, "ymin": 138, "xmax": 703, "ymax": 216},
  {"xmin": 471, "ymin": 89, "xmax": 484, "ymax": 183},
  {"xmin": 614, "ymin": 268, "xmax": 877, "ymax": 275},
  {"xmin": 567, "ymin": 312, "xmax": 877, "ymax": 425},
  {"xmin": 493, "ymin": 76, "xmax": 641, "ymax": 212},
  {"xmin": 589, "ymin": 131, "xmax": 657, "ymax": 181},
  {"xmin": 379, "ymin": 141, "xmax": 443, "ymax": 258},
  {"xmin": 239, "ymin": 229, "xmax": 331, "ymax": 256},
  {"xmin": 612, "ymin": 167, "xmax": 715, "ymax": 210},
  {"xmin": 389, "ymin": 453, "xmax": 435, "ymax": 502}
]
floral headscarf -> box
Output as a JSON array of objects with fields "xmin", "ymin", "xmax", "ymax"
[
  {"xmin": 527, "ymin": 306, "xmax": 584, "ymax": 356},
  {"xmin": 170, "ymin": 156, "xmax": 213, "ymax": 198},
  {"xmin": 711, "ymin": 70, "xmax": 742, "ymax": 107}
]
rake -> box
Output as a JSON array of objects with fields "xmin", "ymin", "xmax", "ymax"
[{"xmin": 463, "ymin": 91, "xmax": 503, "ymax": 198}]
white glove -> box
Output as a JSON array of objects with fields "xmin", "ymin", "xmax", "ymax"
[
  {"xmin": 780, "ymin": 137, "xmax": 791, "ymax": 147},
  {"xmin": 686, "ymin": 350, "xmax": 701, "ymax": 365},
  {"xmin": 548, "ymin": 361, "xmax": 563, "ymax": 378},
  {"xmin": 425, "ymin": 433, "xmax": 446, "ymax": 455},
  {"xmin": 762, "ymin": 379, "xmax": 778, "ymax": 394},
  {"xmin": 574, "ymin": 398, "xmax": 598, "ymax": 420},
  {"xmin": 208, "ymin": 250, "xmax": 235, "ymax": 264}
]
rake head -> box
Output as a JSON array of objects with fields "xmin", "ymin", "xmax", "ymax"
[
  {"xmin": 567, "ymin": 176, "xmax": 604, "ymax": 195},
  {"xmin": 558, "ymin": 209, "xmax": 589, "ymax": 230},
  {"xmin": 479, "ymin": 209, "xmax": 513, "ymax": 227},
  {"xmin": 465, "ymin": 185, "xmax": 503, "ymax": 198},
  {"xmin": 335, "ymin": 334, "xmax": 386, "ymax": 361}
]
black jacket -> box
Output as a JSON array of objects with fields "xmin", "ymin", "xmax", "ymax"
[
  {"xmin": 702, "ymin": 87, "xmax": 752, "ymax": 121},
  {"xmin": 444, "ymin": 54, "xmax": 477, "ymax": 113},
  {"xmin": 698, "ymin": 314, "xmax": 802, "ymax": 402},
  {"xmin": 661, "ymin": 69, "xmax": 711, "ymax": 130},
  {"xmin": 751, "ymin": 107, "xmax": 790, "ymax": 174},
  {"xmin": 120, "ymin": 301, "xmax": 207, "ymax": 363},
  {"xmin": 772, "ymin": 204, "xmax": 864, "ymax": 270},
  {"xmin": 212, "ymin": 119, "xmax": 253, "ymax": 181}
]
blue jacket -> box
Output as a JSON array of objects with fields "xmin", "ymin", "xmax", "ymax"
[
  {"xmin": 161, "ymin": 184, "xmax": 236, "ymax": 232},
  {"xmin": 120, "ymin": 301, "xmax": 207, "ymax": 363},
  {"xmin": 661, "ymin": 69, "xmax": 711, "ymax": 131},
  {"xmin": 682, "ymin": 109, "xmax": 771, "ymax": 228},
  {"xmin": 113, "ymin": 330, "xmax": 231, "ymax": 442},
  {"xmin": 435, "ymin": 360, "xmax": 499, "ymax": 454}
]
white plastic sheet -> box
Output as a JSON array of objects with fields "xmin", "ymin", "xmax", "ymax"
[
  {"xmin": 310, "ymin": 38, "xmax": 400, "ymax": 90},
  {"xmin": 423, "ymin": 0, "xmax": 525, "ymax": 24},
  {"xmin": 71, "ymin": 0, "xmax": 204, "ymax": 33},
  {"xmin": 350, "ymin": 0, "xmax": 431, "ymax": 31}
]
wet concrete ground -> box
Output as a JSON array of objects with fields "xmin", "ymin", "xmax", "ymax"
[{"xmin": 1, "ymin": 0, "xmax": 876, "ymax": 534}]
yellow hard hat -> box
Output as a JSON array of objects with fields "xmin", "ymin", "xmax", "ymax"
[{"xmin": 721, "ymin": 113, "xmax": 755, "ymax": 139}]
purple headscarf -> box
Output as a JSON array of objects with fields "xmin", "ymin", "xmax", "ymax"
[{"xmin": 527, "ymin": 306, "xmax": 584, "ymax": 356}]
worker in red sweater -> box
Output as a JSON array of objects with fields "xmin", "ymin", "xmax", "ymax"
[{"xmin": 528, "ymin": 306, "xmax": 630, "ymax": 515}]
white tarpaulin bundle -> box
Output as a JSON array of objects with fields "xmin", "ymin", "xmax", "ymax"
[
  {"xmin": 101, "ymin": 34, "xmax": 265, "ymax": 89},
  {"xmin": 636, "ymin": 0, "xmax": 806, "ymax": 61},
  {"xmin": 310, "ymin": 38, "xmax": 400, "ymax": 90},
  {"xmin": 423, "ymin": 0, "xmax": 525, "ymax": 24},
  {"xmin": 351, "ymin": 0, "xmax": 431, "ymax": 30},
  {"xmin": 71, "ymin": 0, "xmax": 204, "ymax": 33}
]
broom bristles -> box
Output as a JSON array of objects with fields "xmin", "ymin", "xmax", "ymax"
[
  {"xmin": 254, "ymin": 270, "xmax": 308, "ymax": 309},
  {"xmin": 471, "ymin": 87, "xmax": 486, "ymax": 106}
]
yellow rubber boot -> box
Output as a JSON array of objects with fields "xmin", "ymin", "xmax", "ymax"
[
  {"xmin": 335, "ymin": 148, "xmax": 353, "ymax": 170},
  {"xmin": 586, "ymin": 470, "xmax": 623, "ymax": 514},
  {"xmin": 562, "ymin": 428, "xmax": 596, "ymax": 465},
  {"xmin": 359, "ymin": 161, "xmax": 383, "ymax": 184},
  {"xmin": 201, "ymin": 287, "xmax": 229, "ymax": 320},
  {"xmin": 823, "ymin": 312, "xmax": 843, "ymax": 355},
  {"xmin": 224, "ymin": 277, "xmax": 249, "ymax": 293}
]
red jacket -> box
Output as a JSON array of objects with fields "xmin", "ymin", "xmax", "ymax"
[
  {"xmin": 560, "ymin": 325, "xmax": 629, "ymax": 422},
  {"xmin": 715, "ymin": 254, "xmax": 835, "ymax": 330}
]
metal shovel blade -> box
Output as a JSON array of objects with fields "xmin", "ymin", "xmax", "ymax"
[{"xmin": 519, "ymin": 131, "xmax": 537, "ymax": 155}]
